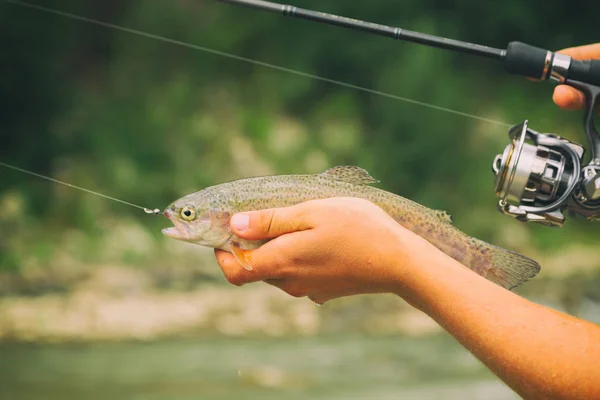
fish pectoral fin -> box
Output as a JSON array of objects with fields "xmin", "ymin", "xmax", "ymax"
[
  {"xmin": 230, "ymin": 242, "xmax": 255, "ymax": 271},
  {"xmin": 320, "ymin": 165, "xmax": 379, "ymax": 185}
]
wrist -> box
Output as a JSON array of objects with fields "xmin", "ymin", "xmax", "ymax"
[
  {"xmin": 386, "ymin": 227, "xmax": 458, "ymax": 309},
  {"xmin": 385, "ymin": 228, "xmax": 433, "ymax": 291}
]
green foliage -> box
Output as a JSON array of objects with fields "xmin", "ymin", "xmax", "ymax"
[{"xmin": 1, "ymin": 0, "xmax": 599, "ymax": 277}]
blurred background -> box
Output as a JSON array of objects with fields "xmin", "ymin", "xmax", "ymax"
[{"xmin": 1, "ymin": 0, "xmax": 599, "ymax": 399}]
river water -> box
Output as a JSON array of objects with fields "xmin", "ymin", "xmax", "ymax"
[{"xmin": 0, "ymin": 334, "xmax": 519, "ymax": 400}]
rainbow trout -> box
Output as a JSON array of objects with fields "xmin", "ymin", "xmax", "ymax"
[{"xmin": 162, "ymin": 165, "xmax": 540, "ymax": 290}]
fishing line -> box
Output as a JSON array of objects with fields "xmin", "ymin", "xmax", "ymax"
[
  {"xmin": 3, "ymin": 0, "xmax": 511, "ymax": 127},
  {"xmin": 0, "ymin": 162, "xmax": 161, "ymax": 215}
]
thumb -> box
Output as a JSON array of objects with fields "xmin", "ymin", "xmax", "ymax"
[{"xmin": 230, "ymin": 203, "xmax": 314, "ymax": 240}]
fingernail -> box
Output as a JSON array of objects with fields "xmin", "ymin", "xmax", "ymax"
[{"xmin": 231, "ymin": 213, "xmax": 249, "ymax": 232}]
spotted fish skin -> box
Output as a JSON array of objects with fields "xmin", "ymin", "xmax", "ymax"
[{"xmin": 162, "ymin": 166, "xmax": 541, "ymax": 290}]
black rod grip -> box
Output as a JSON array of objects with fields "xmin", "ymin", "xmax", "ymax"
[
  {"xmin": 503, "ymin": 41, "xmax": 549, "ymax": 79},
  {"xmin": 569, "ymin": 59, "xmax": 600, "ymax": 87},
  {"xmin": 504, "ymin": 41, "xmax": 600, "ymax": 87}
]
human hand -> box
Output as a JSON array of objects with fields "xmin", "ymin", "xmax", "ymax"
[
  {"xmin": 213, "ymin": 197, "xmax": 434, "ymax": 305},
  {"xmin": 552, "ymin": 43, "xmax": 600, "ymax": 110}
]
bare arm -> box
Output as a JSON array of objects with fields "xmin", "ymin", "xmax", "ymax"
[
  {"xmin": 214, "ymin": 197, "xmax": 600, "ymax": 400},
  {"xmin": 399, "ymin": 240, "xmax": 600, "ymax": 400}
]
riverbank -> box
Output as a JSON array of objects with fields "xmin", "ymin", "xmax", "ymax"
[
  {"xmin": 1, "ymin": 235, "xmax": 600, "ymax": 343},
  {"xmin": 0, "ymin": 264, "xmax": 442, "ymax": 342}
]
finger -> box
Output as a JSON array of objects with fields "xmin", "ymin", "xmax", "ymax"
[
  {"xmin": 215, "ymin": 227, "xmax": 322, "ymax": 285},
  {"xmin": 543, "ymin": 43, "xmax": 600, "ymax": 110},
  {"xmin": 229, "ymin": 202, "xmax": 315, "ymax": 241},
  {"xmin": 214, "ymin": 249, "xmax": 273, "ymax": 285},
  {"xmin": 246, "ymin": 229, "xmax": 321, "ymax": 273},
  {"xmin": 557, "ymin": 43, "xmax": 600, "ymax": 60},
  {"xmin": 214, "ymin": 233, "xmax": 306, "ymax": 284},
  {"xmin": 553, "ymin": 85, "xmax": 586, "ymax": 110}
]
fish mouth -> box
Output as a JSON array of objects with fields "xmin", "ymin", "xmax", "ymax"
[
  {"xmin": 161, "ymin": 226, "xmax": 185, "ymax": 239},
  {"xmin": 161, "ymin": 208, "xmax": 190, "ymax": 240}
]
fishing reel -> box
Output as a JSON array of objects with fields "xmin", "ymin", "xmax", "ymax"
[{"xmin": 492, "ymin": 81, "xmax": 600, "ymax": 227}]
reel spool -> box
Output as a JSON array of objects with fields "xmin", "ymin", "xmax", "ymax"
[
  {"xmin": 491, "ymin": 81, "xmax": 600, "ymax": 226},
  {"xmin": 492, "ymin": 121, "xmax": 583, "ymax": 226}
]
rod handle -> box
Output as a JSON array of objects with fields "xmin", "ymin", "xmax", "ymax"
[{"xmin": 504, "ymin": 41, "xmax": 600, "ymax": 87}]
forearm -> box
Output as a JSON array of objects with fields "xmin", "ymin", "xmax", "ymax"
[{"xmin": 395, "ymin": 240, "xmax": 600, "ymax": 400}]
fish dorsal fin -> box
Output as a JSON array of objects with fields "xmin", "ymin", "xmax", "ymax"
[
  {"xmin": 320, "ymin": 165, "xmax": 379, "ymax": 185},
  {"xmin": 434, "ymin": 210, "xmax": 453, "ymax": 224}
]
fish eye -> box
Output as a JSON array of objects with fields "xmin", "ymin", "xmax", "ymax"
[{"xmin": 180, "ymin": 206, "xmax": 196, "ymax": 221}]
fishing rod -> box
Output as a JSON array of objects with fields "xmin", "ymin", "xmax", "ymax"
[{"xmin": 218, "ymin": 0, "xmax": 600, "ymax": 227}]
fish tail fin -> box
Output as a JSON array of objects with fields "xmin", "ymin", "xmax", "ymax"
[{"xmin": 468, "ymin": 238, "xmax": 541, "ymax": 290}]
